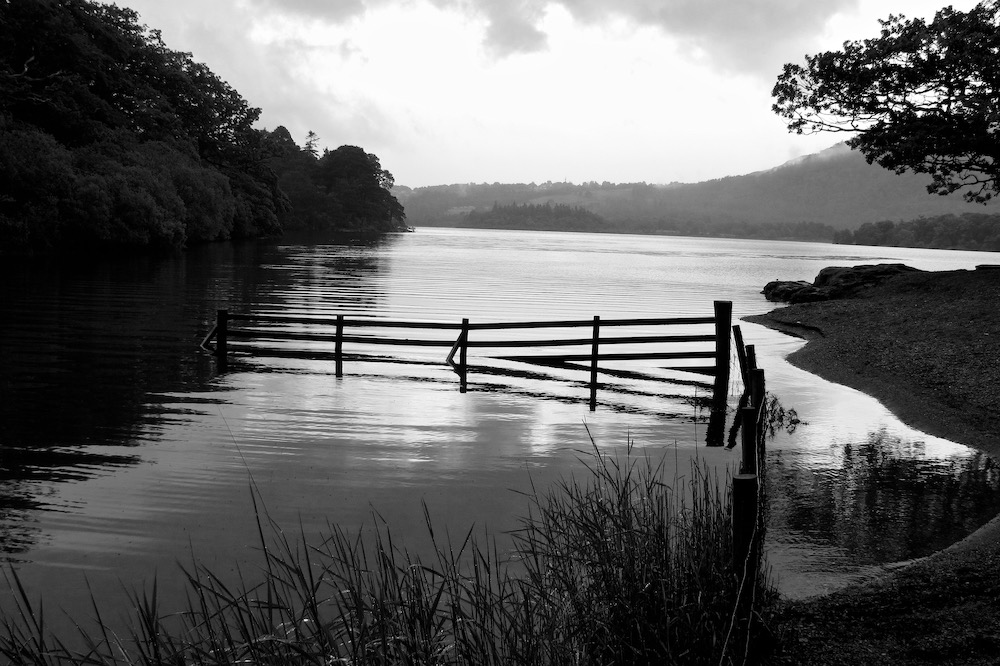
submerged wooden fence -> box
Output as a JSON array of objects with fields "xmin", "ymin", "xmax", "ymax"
[{"xmin": 201, "ymin": 301, "xmax": 734, "ymax": 444}]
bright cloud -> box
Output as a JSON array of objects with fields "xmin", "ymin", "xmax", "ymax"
[{"xmin": 117, "ymin": 0, "xmax": 982, "ymax": 186}]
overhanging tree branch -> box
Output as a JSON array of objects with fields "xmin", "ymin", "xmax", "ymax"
[{"xmin": 772, "ymin": 1, "xmax": 1000, "ymax": 203}]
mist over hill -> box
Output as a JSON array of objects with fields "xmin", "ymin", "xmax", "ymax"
[{"xmin": 396, "ymin": 143, "xmax": 996, "ymax": 239}]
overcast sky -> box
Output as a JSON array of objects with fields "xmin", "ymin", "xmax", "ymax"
[{"xmin": 114, "ymin": 0, "xmax": 979, "ymax": 188}]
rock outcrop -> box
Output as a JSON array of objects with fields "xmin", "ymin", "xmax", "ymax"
[{"xmin": 762, "ymin": 263, "xmax": 923, "ymax": 303}]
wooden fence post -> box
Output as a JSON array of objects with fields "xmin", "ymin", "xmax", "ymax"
[
  {"xmin": 740, "ymin": 406, "xmax": 757, "ymax": 474},
  {"xmin": 746, "ymin": 344, "xmax": 757, "ymax": 373},
  {"xmin": 216, "ymin": 309, "xmax": 228, "ymax": 370},
  {"xmin": 335, "ymin": 314, "xmax": 344, "ymax": 378},
  {"xmin": 706, "ymin": 300, "xmax": 732, "ymax": 446},
  {"xmin": 733, "ymin": 324, "xmax": 749, "ymax": 386},
  {"xmin": 459, "ymin": 318, "xmax": 469, "ymax": 393},
  {"xmin": 750, "ymin": 367, "xmax": 765, "ymax": 412},
  {"xmin": 732, "ymin": 472, "xmax": 760, "ymax": 579},
  {"xmin": 589, "ymin": 315, "xmax": 600, "ymax": 411},
  {"xmin": 732, "ymin": 472, "xmax": 760, "ymax": 624}
]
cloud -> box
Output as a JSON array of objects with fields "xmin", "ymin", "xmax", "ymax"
[
  {"xmin": 480, "ymin": 2, "xmax": 548, "ymax": 56},
  {"xmin": 243, "ymin": 0, "xmax": 367, "ymax": 22},
  {"xmin": 595, "ymin": 0, "xmax": 861, "ymax": 73},
  {"xmin": 244, "ymin": 0, "xmax": 548, "ymax": 56},
  {"xmin": 240, "ymin": 0, "xmax": 859, "ymax": 73}
]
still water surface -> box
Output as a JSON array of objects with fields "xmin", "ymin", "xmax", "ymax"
[{"xmin": 2, "ymin": 228, "xmax": 998, "ymax": 624}]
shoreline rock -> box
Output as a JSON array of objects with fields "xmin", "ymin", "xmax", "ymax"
[{"xmin": 762, "ymin": 263, "xmax": 923, "ymax": 303}]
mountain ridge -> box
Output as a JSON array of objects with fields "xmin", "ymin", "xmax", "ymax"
[{"xmin": 396, "ymin": 143, "xmax": 995, "ymax": 234}]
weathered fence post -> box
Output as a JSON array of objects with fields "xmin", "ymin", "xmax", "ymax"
[
  {"xmin": 732, "ymin": 472, "xmax": 761, "ymax": 622},
  {"xmin": 589, "ymin": 315, "xmax": 600, "ymax": 411},
  {"xmin": 740, "ymin": 406, "xmax": 758, "ymax": 474},
  {"xmin": 732, "ymin": 473, "xmax": 760, "ymax": 571},
  {"xmin": 216, "ymin": 309, "xmax": 228, "ymax": 370},
  {"xmin": 732, "ymin": 325, "xmax": 749, "ymax": 386},
  {"xmin": 459, "ymin": 318, "xmax": 469, "ymax": 393},
  {"xmin": 706, "ymin": 300, "xmax": 732, "ymax": 446},
  {"xmin": 746, "ymin": 344, "xmax": 757, "ymax": 373},
  {"xmin": 335, "ymin": 314, "xmax": 344, "ymax": 378}
]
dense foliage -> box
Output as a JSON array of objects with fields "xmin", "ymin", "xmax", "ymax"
[
  {"xmin": 461, "ymin": 201, "xmax": 608, "ymax": 231},
  {"xmin": 268, "ymin": 129, "xmax": 407, "ymax": 233},
  {"xmin": 773, "ymin": 1, "xmax": 1000, "ymax": 203},
  {"xmin": 0, "ymin": 0, "xmax": 405, "ymax": 253},
  {"xmin": 834, "ymin": 212, "xmax": 1000, "ymax": 251}
]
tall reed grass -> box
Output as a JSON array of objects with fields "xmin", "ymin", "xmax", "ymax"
[{"xmin": 0, "ymin": 441, "xmax": 775, "ymax": 665}]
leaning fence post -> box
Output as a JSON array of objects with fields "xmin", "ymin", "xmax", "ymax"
[
  {"xmin": 459, "ymin": 318, "xmax": 469, "ymax": 393},
  {"xmin": 732, "ymin": 324, "xmax": 749, "ymax": 386},
  {"xmin": 335, "ymin": 314, "xmax": 344, "ymax": 378},
  {"xmin": 589, "ymin": 316, "xmax": 600, "ymax": 411},
  {"xmin": 706, "ymin": 300, "xmax": 732, "ymax": 446},
  {"xmin": 216, "ymin": 309, "xmax": 229, "ymax": 370}
]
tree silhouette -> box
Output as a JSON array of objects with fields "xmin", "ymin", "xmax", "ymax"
[{"xmin": 773, "ymin": 1, "xmax": 1000, "ymax": 202}]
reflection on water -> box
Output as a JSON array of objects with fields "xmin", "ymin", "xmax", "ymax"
[
  {"xmin": 755, "ymin": 327, "xmax": 1000, "ymax": 597},
  {"xmin": 0, "ymin": 233, "xmax": 396, "ymax": 552},
  {"xmin": 762, "ymin": 394, "xmax": 802, "ymax": 438},
  {"xmin": 0, "ymin": 228, "xmax": 998, "ymax": 620},
  {"xmin": 769, "ymin": 427, "xmax": 1000, "ymax": 565}
]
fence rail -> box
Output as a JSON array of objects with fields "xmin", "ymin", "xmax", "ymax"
[{"xmin": 201, "ymin": 301, "xmax": 733, "ymax": 444}]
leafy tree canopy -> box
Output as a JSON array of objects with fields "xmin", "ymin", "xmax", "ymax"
[
  {"xmin": 313, "ymin": 145, "xmax": 404, "ymax": 229},
  {"xmin": 0, "ymin": 0, "xmax": 406, "ymax": 252},
  {"xmin": 772, "ymin": 1, "xmax": 1000, "ymax": 202},
  {"xmin": 267, "ymin": 138, "xmax": 407, "ymax": 233}
]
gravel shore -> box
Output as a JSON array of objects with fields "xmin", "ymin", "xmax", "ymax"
[{"xmin": 746, "ymin": 266, "xmax": 1000, "ymax": 665}]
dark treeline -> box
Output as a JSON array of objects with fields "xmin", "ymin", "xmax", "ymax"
[
  {"xmin": 460, "ymin": 201, "xmax": 608, "ymax": 231},
  {"xmin": 0, "ymin": 0, "xmax": 405, "ymax": 254},
  {"xmin": 653, "ymin": 218, "xmax": 836, "ymax": 241},
  {"xmin": 834, "ymin": 213, "xmax": 1000, "ymax": 252}
]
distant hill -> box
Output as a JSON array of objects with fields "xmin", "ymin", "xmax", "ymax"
[{"xmin": 396, "ymin": 144, "xmax": 997, "ymax": 237}]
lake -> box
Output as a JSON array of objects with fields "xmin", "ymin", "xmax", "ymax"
[{"xmin": 2, "ymin": 227, "xmax": 998, "ymax": 628}]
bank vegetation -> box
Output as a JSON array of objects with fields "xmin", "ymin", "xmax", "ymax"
[
  {"xmin": 0, "ymin": 1, "xmax": 407, "ymax": 255},
  {"xmin": 1, "ymin": 446, "xmax": 777, "ymax": 665}
]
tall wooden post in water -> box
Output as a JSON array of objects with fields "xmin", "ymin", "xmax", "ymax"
[
  {"xmin": 706, "ymin": 300, "xmax": 732, "ymax": 446},
  {"xmin": 589, "ymin": 316, "xmax": 600, "ymax": 411},
  {"xmin": 335, "ymin": 314, "xmax": 344, "ymax": 377},
  {"xmin": 458, "ymin": 318, "xmax": 469, "ymax": 393}
]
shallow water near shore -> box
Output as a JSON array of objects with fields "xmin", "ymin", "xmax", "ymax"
[
  {"xmin": 748, "ymin": 330, "xmax": 999, "ymax": 598},
  {"xmin": 1, "ymin": 228, "xmax": 998, "ymax": 628}
]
